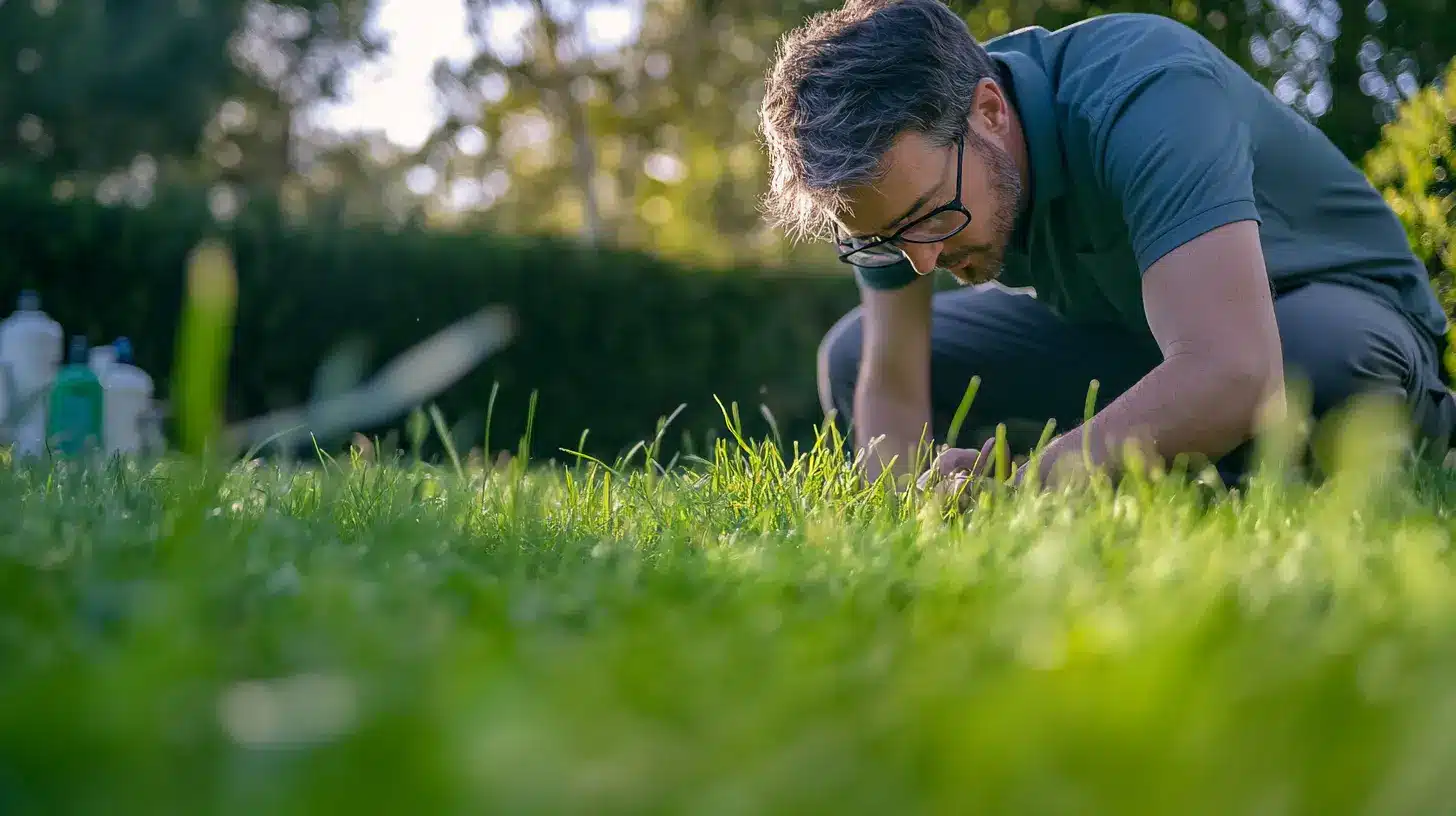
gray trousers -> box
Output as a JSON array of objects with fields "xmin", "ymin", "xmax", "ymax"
[{"xmin": 818, "ymin": 280, "xmax": 1456, "ymax": 484}]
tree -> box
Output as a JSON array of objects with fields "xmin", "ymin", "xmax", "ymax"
[
  {"xmin": 414, "ymin": 0, "xmax": 833, "ymax": 268},
  {"xmin": 0, "ymin": 0, "xmax": 380, "ymax": 194}
]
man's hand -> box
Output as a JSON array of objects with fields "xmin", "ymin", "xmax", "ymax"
[{"xmin": 915, "ymin": 437, "xmax": 1012, "ymax": 509}]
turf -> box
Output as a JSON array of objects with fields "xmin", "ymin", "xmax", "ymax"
[{"xmin": 4, "ymin": 402, "xmax": 1456, "ymax": 815}]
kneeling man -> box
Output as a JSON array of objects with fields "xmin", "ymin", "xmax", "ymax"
[{"xmin": 758, "ymin": 0, "xmax": 1456, "ymax": 487}]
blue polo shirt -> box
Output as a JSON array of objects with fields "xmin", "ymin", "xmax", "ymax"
[{"xmin": 856, "ymin": 13, "xmax": 1449, "ymax": 344}]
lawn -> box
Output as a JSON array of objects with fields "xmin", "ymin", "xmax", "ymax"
[{"xmin": 4, "ymin": 399, "xmax": 1456, "ymax": 815}]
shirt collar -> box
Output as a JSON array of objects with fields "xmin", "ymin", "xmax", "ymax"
[{"xmin": 991, "ymin": 50, "xmax": 1066, "ymax": 246}]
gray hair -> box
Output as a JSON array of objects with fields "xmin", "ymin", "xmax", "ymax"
[{"xmin": 758, "ymin": 0, "xmax": 998, "ymax": 243}]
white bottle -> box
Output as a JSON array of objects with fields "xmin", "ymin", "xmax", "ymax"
[
  {"xmin": 103, "ymin": 337, "xmax": 153, "ymax": 457},
  {"xmin": 0, "ymin": 291, "xmax": 63, "ymax": 457},
  {"xmin": 89, "ymin": 342, "xmax": 117, "ymax": 382}
]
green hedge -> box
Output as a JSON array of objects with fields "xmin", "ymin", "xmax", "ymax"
[
  {"xmin": 0, "ymin": 178, "xmax": 860, "ymax": 464},
  {"xmin": 1365, "ymin": 56, "xmax": 1456, "ymax": 315},
  {"xmin": 1364, "ymin": 56, "xmax": 1456, "ymax": 374}
]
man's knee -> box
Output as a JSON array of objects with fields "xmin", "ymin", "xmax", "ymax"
[
  {"xmin": 1269, "ymin": 282, "xmax": 1456, "ymax": 458},
  {"xmin": 817, "ymin": 307, "xmax": 863, "ymax": 422},
  {"xmin": 1275, "ymin": 284, "xmax": 1422, "ymax": 415}
]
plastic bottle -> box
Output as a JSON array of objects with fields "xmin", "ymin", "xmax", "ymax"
[
  {"xmin": 103, "ymin": 337, "xmax": 154, "ymax": 457},
  {"xmin": 89, "ymin": 341, "xmax": 117, "ymax": 382},
  {"xmin": 0, "ymin": 291, "xmax": 63, "ymax": 457},
  {"xmin": 46, "ymin": 336, "xmax": 104, "ymax": 457}
]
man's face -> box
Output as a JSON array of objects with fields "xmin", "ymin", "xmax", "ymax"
[{"xmin": 834, "ymin": 82, "xmax": 1024, "ymax": 285}]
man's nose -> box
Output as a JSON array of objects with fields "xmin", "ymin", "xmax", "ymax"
[{"xmin": 902, "ymin": 242, "xmax": 943, "ymax": 276}]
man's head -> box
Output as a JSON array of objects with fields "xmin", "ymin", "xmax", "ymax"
[{"xmin": 759, "ymin": 0, "xmax": 1027, "ymax": 284}]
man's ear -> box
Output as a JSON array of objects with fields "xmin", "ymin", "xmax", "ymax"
[{"xmin": 970, "ymin": 77, "xmax": 1010, "ymax": 138}]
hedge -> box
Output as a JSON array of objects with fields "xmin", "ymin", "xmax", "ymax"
[
  {"xmin": 1365, "ymin": 56, "xmax": 1456, "ymax": 317},
  {"xmin": 0, "ymin": 178, "xmax": 861, "ymax": 465}
]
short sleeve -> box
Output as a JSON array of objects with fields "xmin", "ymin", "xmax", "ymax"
[
  {"xmin": 853, "ymin": 258, "xmax": 919, "ymax": 291},
  {"xmin": 1088, "ymin": 60, "xmax": 1262, "ymax": 272}
]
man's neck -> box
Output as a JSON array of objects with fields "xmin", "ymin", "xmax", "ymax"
[
  {"xmin": 1002, "ymin": 101, "xmax": 1035, "ymax": 241},
  {"xmin": 996, "ymin": 65, "xmax": 1030, "ymax": 177}
]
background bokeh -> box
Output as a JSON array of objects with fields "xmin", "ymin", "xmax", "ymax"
[{"xmin": 1, "ymin": 0, "xmax": 1454, "ymax": 463}]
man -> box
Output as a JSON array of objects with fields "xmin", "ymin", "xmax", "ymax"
[{"xmin": 757, "ymin": 0, "xmax": 1456, "ymax": 490}]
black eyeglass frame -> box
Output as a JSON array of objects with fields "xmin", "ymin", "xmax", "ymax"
[{"xmin": 833, "ymin": 135, "xmax": 973, "ymax": 269}]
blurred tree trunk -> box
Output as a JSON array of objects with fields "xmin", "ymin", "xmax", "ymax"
[{"xmin": 527, "ymin": 0, "xmax": 603, "ymax": 247}]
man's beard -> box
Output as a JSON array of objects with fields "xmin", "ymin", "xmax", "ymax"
[{"xmin": 943, "ymin": 131, "xmax": 1025, "ymax": 285}]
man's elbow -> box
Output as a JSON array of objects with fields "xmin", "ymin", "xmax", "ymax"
[{"xmin": 1209, "ymin": 343, "xmax": 1285, "ymax": 441}]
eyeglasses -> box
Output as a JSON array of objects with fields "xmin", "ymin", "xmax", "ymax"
[{"xmin": 834, "ymin": 135, "xmax": 972, "ymax": 269}]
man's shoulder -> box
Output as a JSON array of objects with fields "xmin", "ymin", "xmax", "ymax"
[
  {"xmin": 986, "ymin": 12, "xmax": 1220, "ymax": 61},
  {"xmin": 989, "ymin": 14, "xmax": 1240, "ymax": 112}
]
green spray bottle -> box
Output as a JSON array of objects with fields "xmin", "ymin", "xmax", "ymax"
[{"xmin": 46, "ymin": 336, "xmax": 105, "ymax": 456}]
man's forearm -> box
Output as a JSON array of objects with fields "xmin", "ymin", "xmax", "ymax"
[
  {"xmin": 1035, "ymin": 352, "xmax": 1282, "ymax": 485},
  {"xmin": 854, "ymin": 373, "xmax": 933, "ymax": 484}
]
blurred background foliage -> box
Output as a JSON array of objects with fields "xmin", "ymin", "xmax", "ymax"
[
  {"xmin": 2, "ymin": 0, "xmax": 1451, "ymax": 267},
  {"xmin": 0, "ymin": 0, "xmax": 1452, "ymax": 460},
  {"xmin": 1365, "ymin": 55, "xmax": 1456, "ymax": 310}
]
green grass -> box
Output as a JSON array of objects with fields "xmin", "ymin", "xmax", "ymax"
[
  {"xmin": 10, "ymin": 240, "xmax": 1456, "ymax": 813},
  {"xmin": 5, "ymin": 406, "xmax": 1456, "ymax": 815}
]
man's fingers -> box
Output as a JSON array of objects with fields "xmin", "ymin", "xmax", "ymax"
[
  {"xmin": 971, "ymin": 437, "xmax": 998, "ymax": 480},
  {"xmin": 918, "ymin": 436, "xmax": 1025, "ymax": 509},
  {"xmin": 934, "ymin": 446, "xmax": 983, "ymax": 477},
  {"xmin": 925, "ymin": 437, "xmax": 1013, "ymax": 496}
]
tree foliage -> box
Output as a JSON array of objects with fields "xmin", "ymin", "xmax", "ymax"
[
  {"xmin": 1365, "ymin": 55, "xmax": 1456, "ymax": 312},
  {"xmin": 0, "ymin": 0, "xmax": 379, "ymax": 190}
]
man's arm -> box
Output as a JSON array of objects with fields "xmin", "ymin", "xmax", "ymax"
[
  {"xmin": 1032, "ymin": 59, "xmax": 1284, "ymax": 484},
  {"xmin": 854, "ymin": 270, "xmax": 936, "ymax": 483},
  {"xmin": 1033, "ymin": 220, "xmax": 1284, "ymax": 484}
]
